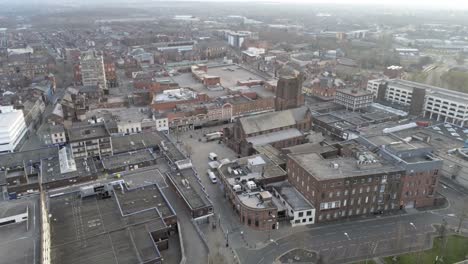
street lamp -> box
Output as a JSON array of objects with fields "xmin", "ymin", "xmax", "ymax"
[
  {"xmin": 226, "ymin": 229, "xmax": 229, "ymax": 247},
  {"xmin": 409, "ymin": 222, "xmax": 422, "ymax": 262},
  {"xmin": 344, "ymin": 232, "xmax": 351, "ymax": 240}
]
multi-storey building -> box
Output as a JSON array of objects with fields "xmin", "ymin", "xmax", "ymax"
[
  {"xmin": 288, "ymin": 144, "xmax": 404, "ymax": 223},
  {"xmin": 0, "ymin": 106, "xmax": 28, "ymax": 153},
  {"xmin": 334, "ymin": 88, "xmax": 373, "ymax": 111},
  {"xmin": 287, "ymin": 135, "xmax": 442, "ymax": 223},
  {"xmin": 367, "ymin": 79, "xmax": 468, "ymax": 126},
  {"xmin": 77, "ymin": 50, "xmax": 107, "ymax": 90},
  {"xmin": 68, "ymin": 123, "xmax": 113, "ymax": 159}
]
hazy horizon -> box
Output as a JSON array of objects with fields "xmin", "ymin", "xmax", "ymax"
[{"xmin": 1, "ymin": 0, "xmax": 468, "ymax": 10}]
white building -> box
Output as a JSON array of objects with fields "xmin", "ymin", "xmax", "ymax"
[
  {"xmin": 334, "ymin": 88, "xmax": 374, "ymax": 111},
  {"xmin": 367, "ymin": 79, "xmax": 468, "ymax": 126},
  {"xmin": 154, "ymin": 116, "xmax": 169, "ymax": 133},
  {"xmin": 270, "ymin": 181, "xmax": 315, "ymax": 227},
  {"xmin": 0, "ymin": 106, "xmax": 28, "ymax": 153}
]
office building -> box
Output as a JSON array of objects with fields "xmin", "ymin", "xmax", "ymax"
[
  {"xmin": 0, "ymin": 106, "xmax": 28, "ymax": 153},
  {"xmin": 68, "ymin": 123, "xmax": 113, "ymax": 159},
  {"xmin": 287, "ymin": 135, "xmax": 442, "ymax": 223},
  {"xmin": 334, "ymin": 88, "xmax": 373, "ymax": 111}
]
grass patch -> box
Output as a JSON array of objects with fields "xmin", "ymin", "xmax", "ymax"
[{"xmin": 384, "ymin": 235, "xmax": 468, "ymax": 264}]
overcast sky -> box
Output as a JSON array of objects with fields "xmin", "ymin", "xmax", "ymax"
[
  {"xmin": 189, "ymin": 0, "xmax": 468, "ymax": 9},
  {"xmin": 2, "ymin": 0, "xmax": 468, "ymax": 10}
]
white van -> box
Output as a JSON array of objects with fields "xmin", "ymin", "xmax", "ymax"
[
  {"xmin": 209, "ymin": 152, "xmax": 218, "ymax": 161},
  {"xmin": 207, "ymin": 169, "xmax": 218, "ymax": 184}
]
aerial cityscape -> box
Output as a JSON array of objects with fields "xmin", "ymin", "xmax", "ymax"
[{"xmin": 0, "ymin": 1, "xmax": 468, "ymax": 264}]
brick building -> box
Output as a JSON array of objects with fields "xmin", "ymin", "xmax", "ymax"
[
  {"xmin": 275, "ymin": 74, "xmax": 305, "ymax": 111},
  {"xmin": 224, "ymin": 106, "xmax": 312, "ymax": 156},
  {"xmin": 287, "ymin": 135, "xmax": 442, "ymax": 223}
]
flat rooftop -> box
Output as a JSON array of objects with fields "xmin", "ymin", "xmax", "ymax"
[
  {"xmin": 386, "ymin": 79, "xmax": 468, "ymax": 103},
  {"xmin": 252, "ymin": 144, "xmax": 285, "ymax": 165},
  {"xmin": 269, "ymin": 181, "xmax": 314, "ymax": 211},
  {"xmin": 68, "ymin": 123, "xmax": 110, "ymax": 142},
  {"xmin": 337, "ymin": 88, "xmax": 373, "ymax": 97},
  {"xmin": 112, "ymin": 132, "xmax": 163, "ymax": 154},
  {"xmin": 0, "ymin": 146, "xmax": 58, "ymax": 168},
  {"xmin": 101, "ymin": 149, "xmax": 156, "ymax": 171},
  {"xmin": 166, "ymin": 168, "xmax": 212, "ymax": 211},
  {"xmin": 161, "ymin": 139, "xmax": 186, "ymax": 163},
  {"xmin": 238, "ymin": 191, "xmax": 276, "ymax": 209},
  {"xmin": 0, "ymin": 198, "xmax": 39, "ymax": 264},
  {"xmin": 288, "ymin": 152, "xmax": 402, "ymax": 180},
  {"xmin": 220, "ymin": 154, "xmax": 287, "ymax": 181},
  {"xmin": 41, "ymin": 156, "xmax": 98, "ymax": 184},
  {"xmin": 49, "ymin": 184, "xmax": 171, "ymax": 264},
  {"xmin": 208, "ymin": 65, "xmax": 266, "ymax": 88}
]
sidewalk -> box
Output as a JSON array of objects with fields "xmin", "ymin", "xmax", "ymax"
[{"xmin": 199, "ymin": 221, "xmax": 239, "ymax": 264}]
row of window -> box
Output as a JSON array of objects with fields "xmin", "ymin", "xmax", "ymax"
[
  {"xmin": 294, "ymin": 218, "xmax": 313, "ymax": 224},
  {"xmin": 318, "ymin": 203, "xmax": 397, "ymax": 220}
]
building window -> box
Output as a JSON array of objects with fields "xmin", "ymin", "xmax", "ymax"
[
  {"xmin": 329, "ymin": 192, "xmax": 333, "ymax": 198},
  {"xmin": 248, "ymin": 218, "xmax": 251, "ymax": 225},
  {"xmin": 255, "ymin": 220, "xmax": 259, "ymax": 227},
  {"xmin": 359, "ymin": 187, "xmax": 363, "ymax": 194},
  {"xmin": 352, "ymin": 189, "xmax": 356, "ymax": 195},
  {"xmin": 306, "ymin": 211, "xmax": 312, "ymax": 216},
  {"xmin": 295, "ymin": 219, "xmax": 300, "ymax": 224},
  {"xmin": 343, "ymin": 199, "xmax": 347, "ymax": 206},
  {"xmin": 298, "ymin": 212, "xmax": 304, "ymax": 217},
  {"xmin": 344, "ymin": 190, "xmax": 348, "ymax": 195},
  {"xmin": 302, "ymin": 219, "xmax": 306, "ymax": 223},
  {"xmin": 309, "ymin": 218, "xmax": 313, "ymax": 222},
  {"xmin": 336, "ymin": 191, "xmax": 341, "ymax": 197}
]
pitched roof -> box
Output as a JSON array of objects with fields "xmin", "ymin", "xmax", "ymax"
[{"xmin": 240, "ymin": 110, "xmax": 296, "ymax": 135}]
